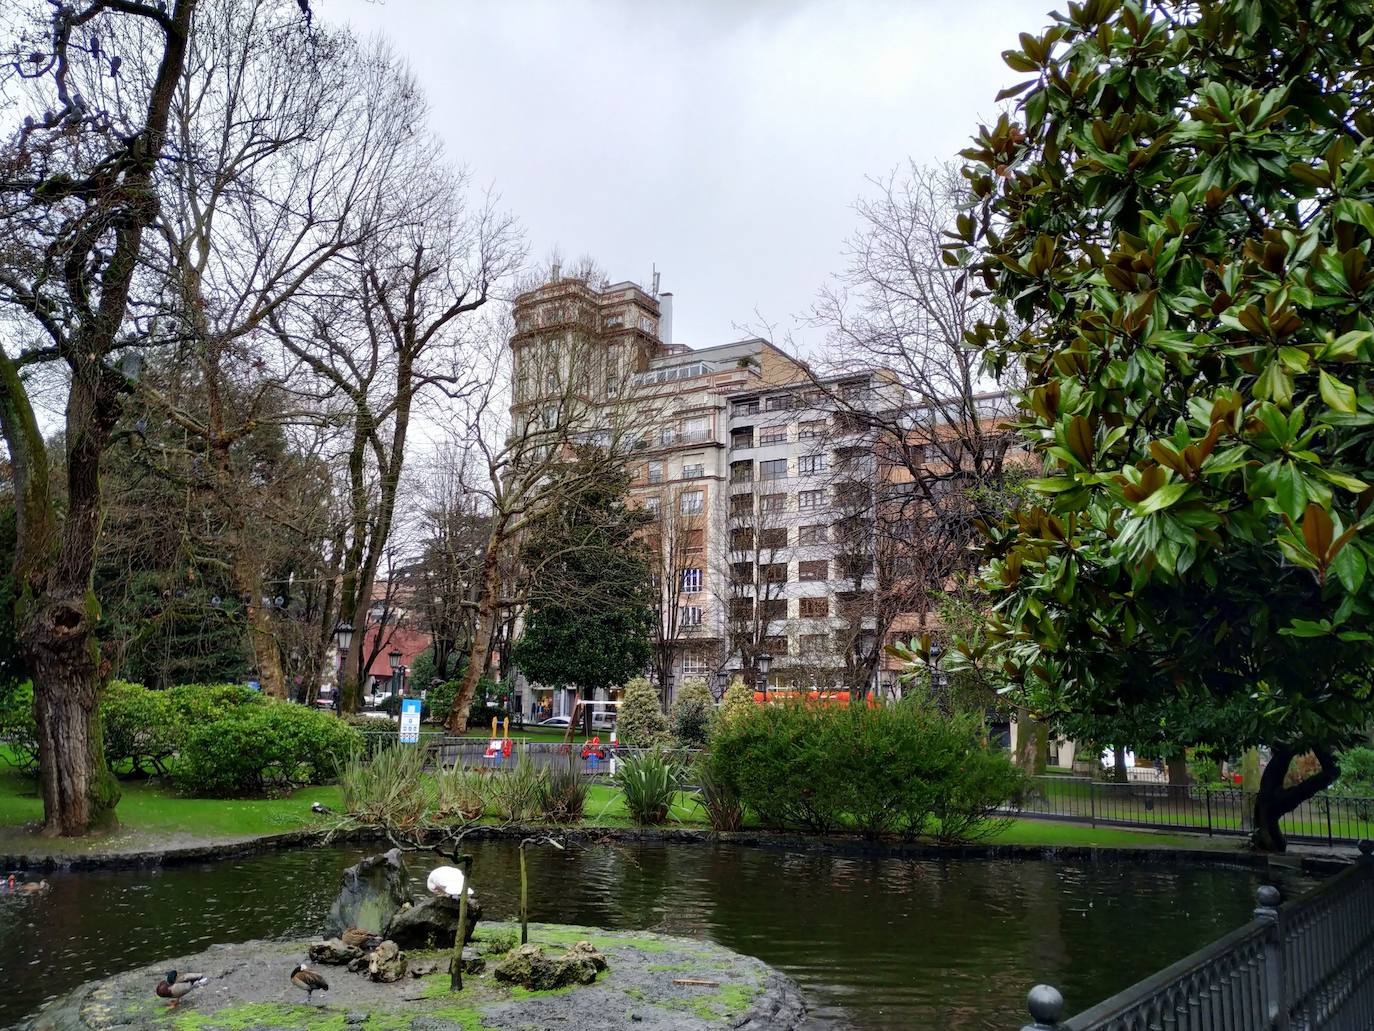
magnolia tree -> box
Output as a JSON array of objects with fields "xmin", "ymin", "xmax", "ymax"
[{"xmin": 950, "ymin": 0, "xmax": 1374, "ymax": 850}]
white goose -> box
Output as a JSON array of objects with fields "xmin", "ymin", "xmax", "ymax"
[{"xmin": 426, "ymin": 865, "xmax": 476, "ymax": 901}]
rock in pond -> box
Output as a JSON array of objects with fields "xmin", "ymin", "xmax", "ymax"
[
  {"xmin": 366, "ymin": 940, "xmax": 407, "ymax": 983},
  {"xmin": 386, "ymin": 892, "xmax": 483, "ymax": 950},
  {"xmin": 30, "ymin": 922, "xmax": 807, "ymax": 1030},
  {"xmin": 493, "ymin": 940, "xmax": 607, "ymax": 990},
  {"xmin": 322, "ymin": 848, "xmax": 411, "ymax": 939}
]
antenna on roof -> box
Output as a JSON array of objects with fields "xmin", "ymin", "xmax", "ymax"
[{"xmin": 651, "ymin": 265, "xmax": 660, "ymax": 298}]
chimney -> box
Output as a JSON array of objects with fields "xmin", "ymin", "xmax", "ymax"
[
  {"xmin": 659, "ymin": 292, "xmax": 673, "ymax": 345},
  {"xmin": 550, "ymin": 261, "xmax": 561, "ymax": 283}
]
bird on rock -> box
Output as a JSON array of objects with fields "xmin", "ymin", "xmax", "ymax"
[
  {"xmin": 426, "ymin": 865, "xmax": 475, "ymax": 900},
  {"xmin": 291, "ymin": 963, "xmax": 329, "ymax": 1003},
  {"xmin": 341, "ymin": 927, "xmax": 381, "ymax": 951},
  {"xmin": 155, "ymin": 970, "xmax": 208, "ymax": 1008},
  {"xmin": 17, "ymin": 879, "xmax": 48, "ymax": 895}
]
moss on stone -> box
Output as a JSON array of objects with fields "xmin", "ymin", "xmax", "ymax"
[{"xmin": 170, "ymin": 1001, "xmax": 347, "ymax": 1030}]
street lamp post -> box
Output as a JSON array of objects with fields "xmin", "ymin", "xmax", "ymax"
[
  {"xmin": 715, "ymin": 670, "xmax": 731, "ymax": 701},
  {"xmin": 333, "ymin": 622, "xmax": 354, "ymax": 712},
  {"xmin": 755, "ymin": 651, "xmax": 773, "ymax": 698},
  {"xmin": 389, "ymin": 649, "xmax": 402, "ymax": 707}
]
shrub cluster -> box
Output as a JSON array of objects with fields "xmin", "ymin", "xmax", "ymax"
[
  {"xmin": 669, "ymin": 676, "xmax": 714, "ymax": 748},
  {"xmin": 616, "ymin": 676, "xmax": 669, "ymax": 747},
  {"xmin": 613, "ymin": 749, "xmax": 684, "ymax": 825},
  {"xmin": 706, "ymin": 698, "xmax": 1024, "ymax": 842},
  {"xmin": 102, "ymin": 681, "xmax": 263, "ymax": 776},
  {"xmin": 177, "ymin": 702, "xmax": 361, "ymax": 797},
  {"xmin": 0, "ymin": 681, "xmax": 38, "ymax": 771}
]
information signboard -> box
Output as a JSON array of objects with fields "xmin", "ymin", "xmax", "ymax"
[{"xmin": 400, "ymin": 698, "xmax": 422, "ymax": 744}]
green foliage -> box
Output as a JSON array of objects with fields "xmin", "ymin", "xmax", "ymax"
[
  {"xmin": 537, "ymin": 756, "xmax": 589, "ymax": 823},
  {"xmin": 0, "ymin": 680, "xmax": 37, "ymax": 772},
  {"xmin": 338, "ymin": 743, "xmax": 434, "ymax": 832},
  {"xmin": 691, "ymin": 756, "xmax": 743, "ymax": 832},
  {"xmin": 1334, "ymin": 746, "xmax": 1374, "ymax": 796},
  {"xmin": 615, "ymin": 676, "xmax": 669, "ymax": 748},
  {"xmin": 669, "ymin": 676, "xmax": 714, "ymax": 747},
  {"xmin": 434, "ymin": 764, "xmax": 491, "ymax": 823},
  {"xmin": 612, "ymin": 749, "xmax": 683, "ymax": 825},
  {"xmin": 101, "ymin": 681, "xmax": 179, "ymax": 774},
  {"xmin": 716, "ymin": 677, "xmax": 755, "ymax": 725},
  {"xmin": 489, "ymin": 753, "xmax": 546, "ymax": 822},
  {"xmin": 708, "ymin": 699, "xmax": 1023, "ymax": 840},
  {"xmin": 513, "ymin": 456, "xmax": 655, "ymax": 695},
  {"xmin": 176, "ymin": 703, "xmax": 361, "ymax": 797},
  {"xmin": 950, "ymin": 0, "xmax": 1374, "ymax": 765},
  {"xmin": 425, "ymin": 679, "xmax": 461, "ymax": 722}
]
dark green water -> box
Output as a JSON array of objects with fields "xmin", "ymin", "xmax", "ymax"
[{"xmin": 0, "ymin": 842, "xmax": 1315, "ymax": 1030}]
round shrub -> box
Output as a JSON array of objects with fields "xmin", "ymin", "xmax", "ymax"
[
  {"xmin": 717, "ymin": 676, "xmax": 755, "ymax": 725},
  {"xmin": 669, "ymin": 676, "xmax": 715, "ymax": 748},
  {"xmin": 176, "ymin": 703, "xmax": 361, "ymax": 797},
  {"xmin": 425, "ymin": 679, "xmax": 460, "ymax": 722},
  {"xmin": 102, "ymin": 681, "xmax": 178, "ymax": 775},
  {"xmin": 616, "ymin": 676, "xmax": 669, "ymax": 747}
]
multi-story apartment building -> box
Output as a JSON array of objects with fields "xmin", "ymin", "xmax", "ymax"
[{"xmin": 507, "ymin": 271, "xmax": 989, "ymax": 711}]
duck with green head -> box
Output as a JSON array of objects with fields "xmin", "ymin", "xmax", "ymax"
[{"xmin": 155, "ymin": 970, "xmax": 208, "ymax": 1007}]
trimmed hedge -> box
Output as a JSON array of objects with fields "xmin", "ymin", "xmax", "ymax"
[
  {"xmin": 177, "ymin": 703, "xmax": 361, "ymax": 797},
  {"xmin": 617, "ymin": 676, "xmax": 669, "ymax": 747},
  {"xmin": 670, "ymin": 676, "xmax": 715, "ymax": 748},
  {"xmin": 706, "ymin": 698, "xmax": 1024, "ymax": 842}
]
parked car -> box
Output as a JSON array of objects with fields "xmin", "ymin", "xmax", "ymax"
[{"xmin": 537, "ymin": 716, "xmax": 571, "ymax": 728}]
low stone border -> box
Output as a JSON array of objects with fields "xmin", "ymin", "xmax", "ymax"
[{"xmin": 2, "ymin": 820, "xmax": 1355, "ymax": 875}]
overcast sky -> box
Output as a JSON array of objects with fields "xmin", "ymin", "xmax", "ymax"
[{"xmin": 320, "ymin": 0, "xmax": 1051, "ymax": 356}]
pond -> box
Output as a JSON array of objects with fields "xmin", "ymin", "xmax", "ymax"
[{"xmin": 1, "ymin": 840, "xmax": 1317, "ymax": 1030}]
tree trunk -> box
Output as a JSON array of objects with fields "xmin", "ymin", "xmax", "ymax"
[
  {"xmin": 1251, "ymin": 745, "xmax": 1340, "ymax": 852},
  {"xmin": 1014, "ymin": 708, "xmax": 1040, "ymax": 771},
  {"xmin": 1112, "ymin": 744, "xmax": 1128, "ymax": 783},
  {"xmin": 1166, "ymin": 753, "xmax": 1190, "ymax": 803},
  {"xmin": 448, "ymin": 543, "xmax": 501, "ymax": 733}
]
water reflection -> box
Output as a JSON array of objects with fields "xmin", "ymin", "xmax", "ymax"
[{"xmin": 0, "ymin": 841, "xmax": 1315, "ymax": 1030}]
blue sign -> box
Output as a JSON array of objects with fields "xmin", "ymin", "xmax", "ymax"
[
  {"xmin": 246, "ymin": 680, "xmax": 261, "ymax": 692},
  {"xmin": 399, "ymin": 698, "xmax": 423, "ymax": 744}
]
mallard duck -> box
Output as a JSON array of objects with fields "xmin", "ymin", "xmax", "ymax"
[
  {"xmin": 17, "ymin": 879, "xmax": 48, "ymax": 895},
  {"xmin": 290, "ymin": 964, "xmax": 329, "ymax": 1002},
  {"xmin": 341, "ymin": 927, "xmax": 381, "ymax": 951},
  {"xmin": 155, "ymin": 970, "xmax": 207, "ymax": 1007}
]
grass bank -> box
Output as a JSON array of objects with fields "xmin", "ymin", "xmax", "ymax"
[{"xmin": 1, "ymin": 752, "xmax": 1246, "ymax": 859}]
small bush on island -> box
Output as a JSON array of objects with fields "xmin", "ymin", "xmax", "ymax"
[
  {"xmin": 538, "ymin": 756, "xmax": 589, "ymax": 823},
  {"xmin": 706, "ymin": 697, "xmax": 1023, "ymax": 841},
  {"xmin": 616, "ymin": 676, "xmax": 669, "ymax": 747},
  {"xmin": 669, "ymin": 676, "xmax": 715, "ymax": 748},
  {"xmin": 692, "ymin": 757, "xmax": 744, "ymax": 832},
  {"xmin": 490, "ymin": 753, "xmax": 546, "ymax": 822},
  {"xmin": 177, "ymin": 702, "xmax": 361, "ymax": 797}
]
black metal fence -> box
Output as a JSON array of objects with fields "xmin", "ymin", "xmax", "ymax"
[
  {"xmin": 354, "ymin": 731, "xmax": 699, "ymax": 778},
  {"xmin": 1018, "ymin": 842, "xmax": 1374, "ymax": 1030},
  {"xmin": 1018, "ymin": 776, "xmax": 1374, "ymax": 847}
]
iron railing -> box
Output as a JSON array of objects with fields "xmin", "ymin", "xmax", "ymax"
[
  {"xmin": 354, "ymin": 731, "xmax": 700, "ymax": 778},
  {"xmin": 1018, "ymin": 776, "xmax": 1374, "ymax": 847},
  {"xmin": 1018, "ymin": 842, "xmax": 1374, "ymax": 1031}
]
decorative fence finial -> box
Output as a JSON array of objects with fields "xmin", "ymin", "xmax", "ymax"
[
  {"xmin": 1358, "ymin": 839, "xmax": 1372, "ymax": 862},
  {"xmin": 1254, "ymin": 883, "xmax": 1281, "ymax": 921},
  {"xmin": 1021, "ymin": 984, "xmax": 1064, "ymax": 1030}
]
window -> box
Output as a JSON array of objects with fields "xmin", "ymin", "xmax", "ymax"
[
  {"xmin": 799, "ymin": 490, "xmax": 824, "ymax": 510},
  {"xmin": 681, "ymin": 652, "xmax": 709, "ymax": 674},
  {"xmin": 798, "ymin": 524, "xmax": 828, "ymax": 546},
  {"xmin": 799, "ymin": 560, "xmax": 828, "ymax": 582},
  {"xmin": 680, "ymin": 490, "xmax": 703, "ymax": 514},
  {"xmin": 765, "ymin": 394, "xmax": 792, "ymax": 412},
  {"xmin": 839, "ymin": 378, "xmax": 866, "ymax": 400},
  {"xmin": 799, "ymin": 454, "xmax": 828, "ymax": 475},
  {"xmin": 647, "ymin": 461, "xmax": 663, "ymax": 484},
  {"xmin": 685, "ymin": 529, "xmax": 705, "ymax": 552},
  {"xmin": 604, "ymin": 314, "xmax": 624, "ymax": 329},
  {"xmin": 683, "ymin": 463, "xmax": 705, "ymax": 479},
  {"xmin": 680, "ymin": 568, "xmax": 703, "ymax": 593},
  {"xmin": 730, "ymin": 461, "xmax": 753, "ymax": 484},
  {"xmin": 760, "ymin": 459, "xmax": 788, "ymax": 480},
  {"xmin": 761, "ymin": 600, "xmax": 788, "ymax": 621},
  {"xmin": 759, "ymin": 425, "xmax": 786, "ymax": 445},
  {"xmin": 660, "ymin": 426, "xmax": 676, "ymax": 446},
  {"xmin": 837, "ymin": 553, "xmax": 874, "ymax": 578},
  {"xmin": 731, "ymin": 494, "xmax": 753, "ymax": 518},
  {"xmin": 837, "ymin": 591, "xmax": 874, "ymax": 619},
  {"xmin": 731, "ymin": 427, "xmax": 755, "ymax": 448},
  {"xmin": 643, "ymin": 497, "xmax": 661, "ymax": 518},
  {"xmin": 730, "ymin": 597, "xmax": 754, "ymax": 620},
  {"xmin": 761, "ymin": 562, "xmax": 788, "ymax": 584},
  {"xmin": 730, "ymin": 528, "xmax": 755, "ymax": 551},
  {"xmin": 799, "ymin": 597, "xmax": 829, "ymax": 618},
  {"xmin": 799, "ymin": 420, "xmax": 827, "ymax": 439},
  {"xmin": 730, "ymin": 561, "xmax": 753, "ymax": 583},
  {"xmin": 761, "ymin": 493, "xmax": 787, "ymax": 513},
  {"xmin": 762, "ymin": 635, "xmax": 789, "ymax": 655},
  {"xmin": 733, "ymin": 398, "xmax": 760, "ymax": 416},
  {"xmin": 679, "ymin": 605, "xmax": 703, "ymax": 627},
  {"xmin": 684, "ymin": 416, "xmax": 709, "ymax": 440},
  {"xmin": 759, "ymin": 527, "xmax": 788, "ymax": 549},
  {"xmin": 639, "ymin": 315, "xmax": 656, "ymax": 333},
  {"xmin": 834, "ymin": 482, "xmax": 872, "ymax": 509}
]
